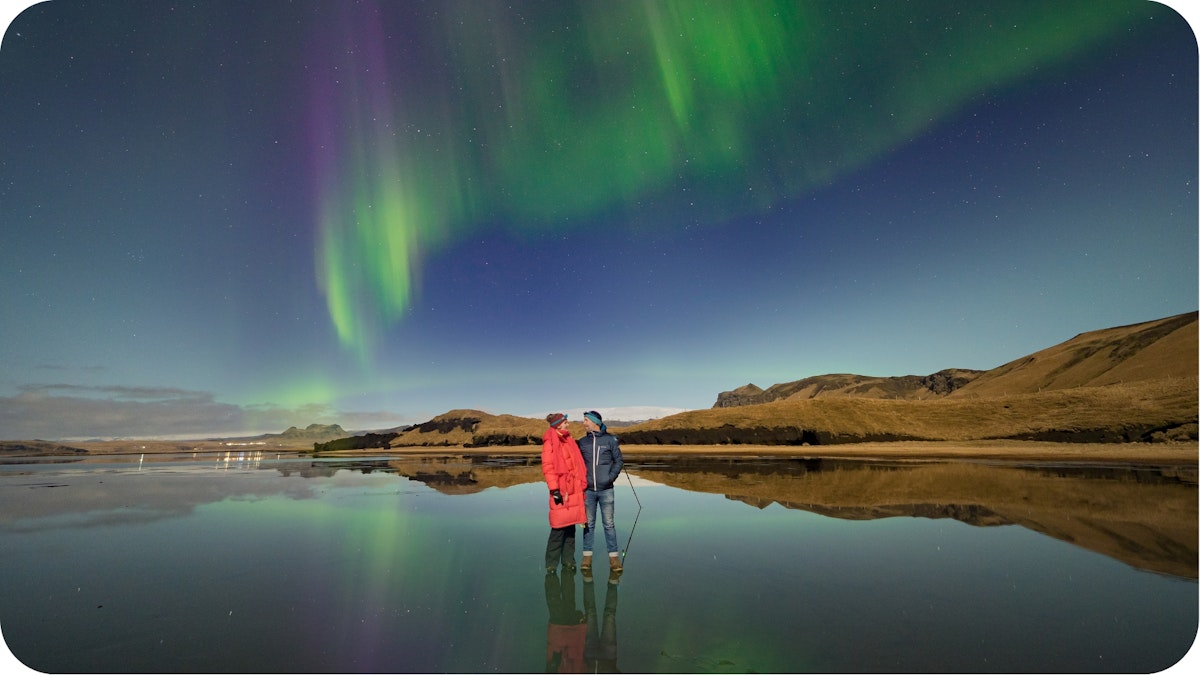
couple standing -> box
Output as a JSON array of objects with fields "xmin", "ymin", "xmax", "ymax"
[{"xmin": 541, "ymin": 410, "xmax": 624, "ymax": 575}]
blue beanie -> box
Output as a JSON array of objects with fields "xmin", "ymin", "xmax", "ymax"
[{"xmin": 584, "ymin": 411, "xmax": 605, "ymax": 432}]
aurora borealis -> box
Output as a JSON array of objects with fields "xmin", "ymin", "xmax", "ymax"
[{"xmin": 1, "ymin": 0, "xmax": 1196, "ymax": 439}]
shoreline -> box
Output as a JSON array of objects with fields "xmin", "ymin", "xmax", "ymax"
[
  {"xmin": 5, "ymin": 439, "xmax": 1195, "ymax": 467},
  {"xmin": 364, "ymin": 440, "xmax": 1198, "ymax": 467}
]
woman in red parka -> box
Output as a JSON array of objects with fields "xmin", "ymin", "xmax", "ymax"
[{"xmin": 542, "ymin": 412, "xmax": 587, "ymax": 573}]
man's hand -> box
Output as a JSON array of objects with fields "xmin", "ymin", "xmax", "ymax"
[{"xmin": 551, "ymin": 489, "xmax": 563, "ymax": 505}]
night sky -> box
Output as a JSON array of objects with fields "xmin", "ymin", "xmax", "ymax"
[{"xmin": 1, "ymin": 1, "xmax": 1196, "ymax": 440}]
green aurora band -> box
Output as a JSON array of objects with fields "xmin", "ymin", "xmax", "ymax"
[{"xmin": 309, "ymin": 0, "xmax": 1144, "ymax": 361}]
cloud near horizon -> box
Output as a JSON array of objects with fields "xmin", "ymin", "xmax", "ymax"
[
  {"xmin": 0, "ymin": 384, "xmax": 356, "ymax": 440},
  {"xmin": 547, "ymin": 406, "xmax": 693, "ymax": 424},
  {"xmin": 0, "ymin": 382, "xmax": 694, "ymax": 441}
]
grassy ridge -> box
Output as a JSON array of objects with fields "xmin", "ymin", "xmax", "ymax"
[
  {"xmin": 618, "ymin": 377, "xmax": 1198, "ymax": 444},
  {"xmin": 949, "ymin": 311, "xmax": 1197, "ymax": 397},
  {"xmin": 358, "ymin": 377, "xmax": 1195, "ymax": 449}
]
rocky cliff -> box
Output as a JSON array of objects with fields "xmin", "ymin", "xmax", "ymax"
[{"xmin": 714, "ymin": 369, "xmax": 982, "ymax": 407}]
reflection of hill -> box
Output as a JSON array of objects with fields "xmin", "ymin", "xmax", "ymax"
[
  {"xmin": 633, "ymin": 458, "xmax": 1198, "ymax": 579},
  {"xmin": 391, "ymin": 456, "xmax": 544, "ymax": 494},
  {"xmin": 282, "ymin": 456, "xmax": 545, "ymax": 495},
  {"xmin": 288, "ymin": 455, "xmax": 1197, "ymax": 578}
]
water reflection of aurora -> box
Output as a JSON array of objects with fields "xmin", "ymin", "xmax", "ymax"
[{"xmin": 0, "ymin": 455, "xmax": 1194, "ymax": 672}]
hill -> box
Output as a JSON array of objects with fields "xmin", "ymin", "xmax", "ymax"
[
  {"xmin": 618, "ymin": 377, "xmax": 1196, "ymax": 445},
  {"xmin": 312, "ymin": 409, "xmax": 580, "ymax": 452},
  {"xmin": 714, "ymin": 369, "xmax": 982, "ymax": 406},
  {"xmin": 714, "ymin": 312, "xmax": 1196, "ymax": 407},
  {"xmin": 621, "ymin": 312, "xmax": 1197, "ymax": 446},
  {"xmin": 208, "ymin": 423, "xmax": 350, "ymax": 444},
  {"xmin": 277, "ymin": 423, "xmax": 347, "ymax": 440},
  {"xmin": 0, "ymin": 440, "xmax": 88, "ymax": 457},
  {"xmin": 309, "ymin": 311, "xmax": 1197, "ymax": 450},
  {"xmin": 948, "ymin": 311, "xmax": 1197, "ymax": 397}
]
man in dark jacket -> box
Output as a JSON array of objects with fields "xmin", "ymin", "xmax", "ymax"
[{"xmin": 578, "ymin": 410, "xmax": 624, "ymax": 573}]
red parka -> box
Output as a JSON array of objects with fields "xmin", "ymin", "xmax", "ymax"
[{"xmin": 541, "ymin": 425, "xmax": 587, "ymax": 528}]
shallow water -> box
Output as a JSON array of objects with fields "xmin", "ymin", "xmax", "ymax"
[{"xmin": 1, "ymin": 453, "xmax": 1195, "ymax": 672}]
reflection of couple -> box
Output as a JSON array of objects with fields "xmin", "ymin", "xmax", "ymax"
[
  {"xmin": 541, "ymin": 411, "xmax": 624, "ymax": 574},
  {"xmin": 544, "ymin": 567, "xmax": 620, "ymax": 673}
]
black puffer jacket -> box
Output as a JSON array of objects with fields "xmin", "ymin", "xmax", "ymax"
[{"xmin": 579, "ymin": 430, "xmax": 623, "ymax": 491}]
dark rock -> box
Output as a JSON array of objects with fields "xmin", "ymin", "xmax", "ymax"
[
  {"xmin": 1001, "ymin": 423, "xmax": 1198, "ymax": 444},
  {"xmin": 313, "ymin": 432, "xmax": 398, "ymax": 452},
  {"xmin": 713, "ymin": 383, "xmax": 768, "ymax": 408},
  {"xmin": 618, "ymin": 425, "xmax": 923, "ymax": 445},
  {"xmin": 713, "ymin": 369, "xmax": 984, "ymax": 408},
  {"xmin": 418, "ymin": 417, "xmax": 479, "ymax": 433},
  {"xmin": 466, "ymin": 433, "xmax": 540, "ymax": 447}
]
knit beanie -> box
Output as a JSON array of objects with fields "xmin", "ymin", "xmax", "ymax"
[
  {"xmin": 583, "ymin": 410, "xmax": 605, "ymax": 432},
  {"xmin": 546, "ymin": 412, "xmax": 567, "ymax": 428}
]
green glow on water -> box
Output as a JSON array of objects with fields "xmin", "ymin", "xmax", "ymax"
[{"xmin": 2, "ymin": 458, "xmax": 1192, "ymax": 672}]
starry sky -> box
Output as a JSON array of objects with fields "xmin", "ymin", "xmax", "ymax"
[{"xmin": 1, "ymin": 0, "xmax": 1196, "ymax": 440}]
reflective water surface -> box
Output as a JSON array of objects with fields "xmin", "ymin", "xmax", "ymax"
[{"xmin": 1, "ymin": 453, "xmax": 1196, "ymax": 673}]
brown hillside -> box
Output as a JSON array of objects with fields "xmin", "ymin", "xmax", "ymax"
[
  {"xmin": 619, "ymin": 377, "xmax": 1197, "ymax": 445},
  {"xmin": 319, "ymin": 312, "xmax": 1198, "ymax": 450},
  {"xmin": 713, "ymin": 312, "xmax": 1197, "ymax": 408},
  {"xmin": 714, "ymin": 369, "xmax": 983, "ymax": 407},
  {"xmin": 384, "ymin": 409, "xmax": 575, "ymax": 448},
  {"xmin": 949, "ymin": 311, "xmax": 1198, "ymax": 398}
]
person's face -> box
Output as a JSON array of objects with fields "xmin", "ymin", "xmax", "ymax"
[{"xmin": 583, "ymin": 418, "xmax": 598, "ymax": 431}]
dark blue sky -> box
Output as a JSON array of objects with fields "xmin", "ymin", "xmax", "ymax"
[{"xmin": 1, "ymin": 1, "xmax": 1196, "ymax": 439}]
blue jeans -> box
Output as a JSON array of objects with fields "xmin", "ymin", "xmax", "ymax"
[{"xmin": 583, "ymin": 487, "xmax": 618, "ymax": 555}]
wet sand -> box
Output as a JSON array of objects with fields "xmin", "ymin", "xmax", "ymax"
[
  {"xmin": 44, "ymin": 438, "xmax": 1196, "ymax": 466},
  {"xmin": 620, "ymin": 440, "xmax": 1198, "ymax": 465}
]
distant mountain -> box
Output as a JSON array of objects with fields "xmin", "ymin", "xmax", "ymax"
[
  {"xmin": 314, "ymin": 409, "xmax": 554, "ymax": 452},
  {"xmin": 277, "ymin": 423, "xmax": 347, "ymax": 439},
  {"xmin": 0, "ymin": 440, "xmax": 88, "ymax": 457}
]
